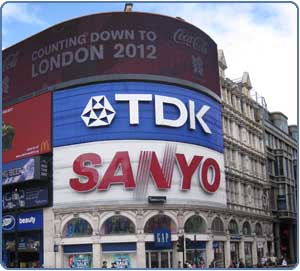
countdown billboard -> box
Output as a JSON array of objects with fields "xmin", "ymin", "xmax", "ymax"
[
  {"xmin": 2, "ymin": 92, "xmax": 51, "ymax": 163},
  {"xmin": 3, "ymin": 12, "xmax": 220, "ymax": 104}
]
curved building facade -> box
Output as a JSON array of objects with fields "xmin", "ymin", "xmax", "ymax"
[{"xmin": 2, "ymin": 11, "xmax": 275, "ymax": 269}]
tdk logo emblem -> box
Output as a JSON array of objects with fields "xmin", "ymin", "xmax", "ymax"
[
  {"xmin": 81, "ymin": 96, "xmax": 116, "ymax": 127},
  {"xmin": 81, "ymin": 94, "xmax": 211, "ymax": 134}
]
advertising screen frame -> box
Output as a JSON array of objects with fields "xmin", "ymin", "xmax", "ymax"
[
  {"xmin": 2, "ymin": 92, "xmax": 52, "ymax": 163},
  {"xmin": 3, "ymin": 12, "xmax": 220, "ymax": 104}
]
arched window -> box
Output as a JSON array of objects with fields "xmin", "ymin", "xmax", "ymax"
[
  {"xmin": 63, "ymin": 217, "xmax": 93, "ymax": 237},
  {"xmin": 242, "ymin": 222, "xmax": 251, "ymax": 235},
  {"xmin": 144, "ymin": 215, "xmax": 177, "ymax": 234},
  {"xmin": 211, "ymin": 217, "xmax": 224, "ymax": 233},
  {"xmin": 101, "ymin": 215, "xmax": 135, "ymax": 235},
  {"xmin": 255, "ymin": 223, "xmax": 263, "ymax": 236},
  {"xmin": 228, "ymin": 220, "xmax": 239, "ymax": 234},
  {"xmin": 184, "ymin": 215, "xmax": 206, "ymax": 233}
]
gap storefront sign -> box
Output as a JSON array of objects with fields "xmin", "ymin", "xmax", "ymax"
[
  {"xmin": 53, "ymin": 81, "xmax": 226, "ymax": 207},
  {"xmin": 2, "ymin": 210, "xmax": 43, "ymax": 232}
]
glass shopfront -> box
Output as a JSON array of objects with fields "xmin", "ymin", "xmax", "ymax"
[
  {"xmin": 257, "ymin": 242, "xmax": 264, "ymax": 264},
  {"xmin": 244, "ymin": 242, "xmax": 253, "ymax": 267},
  {"xmin": 230, "ymin": 242, "xmax": 240, "ymax": 264},
  {"xmin": 2, "ymin": 210, "xmax": 44, "ymax": 268},
  {"xmin": 213, "ymin": 241, "xmax": 225, "ymax": 268},
  {"xmin": 3, "ymin": 232, "xmax": 42, "ymax": 268},
  {"xmin": 186, "ymin": 241, "xmax": 207, "ymax": 267},
  {"xmin": 66, "ymin": 254, "xmax": 92, "ymax": 268},
  {"xmin": 63, "ymin": 244, "xmax": 93, "ymax": 268},
  {"xmin": 102, "ymin": 243, "xmax": 137, "ymax": 268},
  {"xmin": 146, "ymin": 250, "xmax": 173, "ymax": 268}
]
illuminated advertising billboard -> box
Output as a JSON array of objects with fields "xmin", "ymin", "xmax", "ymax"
[
  {"xmin": 3, "ymin": 12, "xmax": 220, "ymax": 104},
  {"xmin": 3, "ymin": 185, "xmax": 49, "ymax": 211},
  {"xmin": 2, "ymin": 92, "xmax": 51, "ymax": 163},
  {"xmin": 53, "ymin": 81, "xmax": 223, "ymax": 152},
  {"xmin": 2, "ymin": 156, "xmax": 49, "ymax": 186},
  {"xmin": 53, "ymin": 81, "xmax": 225, "ymax": 208},
  {"xmin": 53, "ymin": 141, "xmax": 226, "ymax": 207}
]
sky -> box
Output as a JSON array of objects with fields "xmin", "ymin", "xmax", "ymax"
[{"xmin": 1, "ymin": 1, "xmax": 298, "ymax": 125}]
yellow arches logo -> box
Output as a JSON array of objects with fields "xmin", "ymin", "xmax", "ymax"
[{"xmin": 40, "ymin": 140, "xmax": 50, "ymax": 152}]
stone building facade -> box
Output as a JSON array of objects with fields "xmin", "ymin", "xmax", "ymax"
[{"xmin": 264, "ymin": 112, "xmax": 297, "ymax": 263}]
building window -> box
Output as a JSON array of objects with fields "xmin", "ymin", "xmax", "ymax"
[
  {"xmin": 228, "ymin": 220, "xmax": 239, "ymax": 235},
  {"xmin": 101, "ymin": 215, "xmax": 135, "ymax": 235},
  {"xmin": 240, "ymin": 100, "xmax": 244, "ymax": 113},
  {"xmin": 244, "ymin": 242, "xmax": 253, "ymax": 267},
  {"xmin": 268, "ymin": 159, "xmax": 274, "ymax": 176},
  {"xmin": 184, "ymin": 215, "xmax": 207, "ymax": 234},
  {"xmin": 63, "ymin": 218, "xmax": 93, "ymax": 237},
  {"xmin": 275, "ymin": 157, "xmax": 284, "ymax": 176},
  {"xmin": 144, "ymin": 215, "xmax": 177, "ymax": 234},
  {"xmin": 211, "ymin": 217, "xmax": 224, "ymax": 233},
  {"xmin": 242, "ymin": 222, "xmax": 251, "ymax": 235},
  {"xmin": 255, "ymin": 223, "xmax": 263, "ymax": 237}
]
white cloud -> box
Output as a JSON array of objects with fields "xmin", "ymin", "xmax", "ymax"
[
  {"xmin": 143, "ymin": 3, "xmax": 297, "ymax": 124},
  {"xmin": 2, "ymin": 3, "xmax": 47, "ymax": 26}
]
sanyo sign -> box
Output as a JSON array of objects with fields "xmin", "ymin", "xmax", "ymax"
[
  {"xmin": 81, "ymin": 94, "xmax": 211, "ymax": 134},
  {"xmin": 53, "ymin": 141, "xmax": 226, "ymax": 207}
]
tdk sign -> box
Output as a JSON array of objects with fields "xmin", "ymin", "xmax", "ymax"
[
  {"xmin": 81, "ymin": 94, "xmax": 211, "ymax": 134},
  {"xmin": 81, "ymin": 96, "xmax": 116, "ymax": 127},
  {"xmin": 53, "ymin": 82, "xmax": 223, "ymax": 152}
]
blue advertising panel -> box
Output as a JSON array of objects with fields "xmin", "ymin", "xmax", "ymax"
[
  {"xmin": 2, "ymin": 214, "xmax": 16, "ymax": 232},
  {"xmin": 2, "ymin": 156, "xmax": 49, "ymax": 186},
  {"xmin": 3, "ymin": 186, "xmax": 48, "ymax": 211},
  {"xmin": 18, "ymin": 210, "xmax": 43, "ymax": 231},
  {"xmin": 3, "ymin": 210, "xmax": 43, "ymax": 232},
  {"xmin": 53, "ymin": 82, "xmax": 223, "ymax": 153},
  {"xmin": 154, "ymin": 228, "xmax": 172, "ymax": 248}
]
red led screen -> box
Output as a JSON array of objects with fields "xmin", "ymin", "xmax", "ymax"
[
  {"xmin": 2, "ymin": 92, "xmax": 51, "ymax": 163},
  {"xmin": 3, "ymin": 12, "xmax": 220, "ymax": 104}
]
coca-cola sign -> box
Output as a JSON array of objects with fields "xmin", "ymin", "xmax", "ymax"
[
  {"xmin": 173, "ymin": 28, "xmax": 208, "ymax": 54},
  {"xmin": 3, "ymin": 12, "xmax": 220, "ymax": 104}
]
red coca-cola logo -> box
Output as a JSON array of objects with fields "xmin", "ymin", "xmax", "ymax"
[{"xmin": 173, "ymin": 29, "xmax": 208, "ymax": 54}]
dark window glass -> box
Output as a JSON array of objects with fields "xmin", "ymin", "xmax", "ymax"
[
  {"xmin": 242, "ymin": 222, "xmax": 251, "ymax": 235},
  {"xmin": 267, "ymin": 159, "xmax": 274, "ymax": 175},
  {"xmin": 244, "ymin": 242, "xmax": 253, "ymax": 267},
  {"xmin": 285, "ymin": 158, "xmax": 289, "ymax": 177},
  {"xmin": 63, "ymin": 218, "xmax": 93, "ymax": 237},
  {"xmin": 274, "ymin": 159, "xmax": 279, "ymax": 176},
  {"xmin": 211, "ymin": 217, "xmax": 224, "ymax": 233},
  {"xmin": 101, "ymin": 215, "xmax": 135, "ymax": 234},
  {"xmin": 228, "ymin": 220, "xmax": 239, "ymax": 235},
  {"xmin": 255, "ymin": 223, "xmax": 263, "ymax": 236},
  {"xmin": 144, "ymin": 215, "xmax": 177, "ymax": 233},
  {"xmin": 278, "ymin": 157, "xmax": 284, "ymax": 175},
  {"xmin": 184, "ymin": 215, "xmax": 206, "ymax": 233}
]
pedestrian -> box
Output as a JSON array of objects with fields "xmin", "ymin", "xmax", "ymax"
[
  {"xmin": 228, "ymin": 261, "xmax": 236, "ymax": 268},
  {"xmin": 238, "ymin": 258, "xmax": 245, "ymax": 268},
  {"xmin": 178, "ymin": 261, "xmax": 182, "ymax": 268},
  {"xmin": 281, "ymin": 257, "xmax": 287, "ymax": 266},
  {"xmin": 199, "ymin": 259, "xmax": 205, "ymax": 268},
  {"xmin": 186, "ymin": 261, "xmax": 192, "ymax": 268},
  {"xmin": 209, "ymin": 259, "xmax": 216, "ymax": 268},
  {"xmin": 102, "ymin": 261, "xmax": 107, "ymax": 268},
  {"xmin": 111, "ymin": 262, "xmax": 117, "ymax": 268},
  {"xmin": 270, "ymin": 254, "xmax": 277, "ymax": 266}
]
